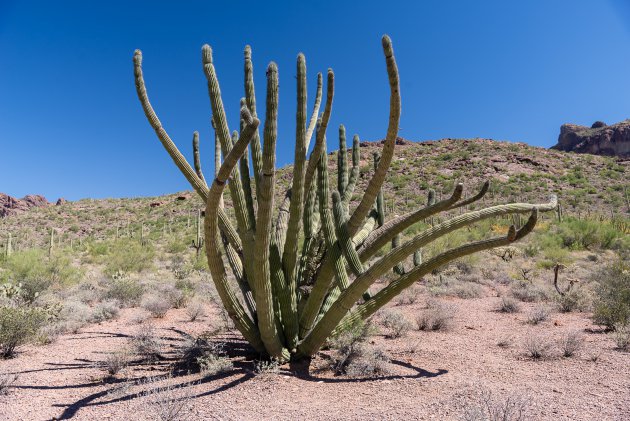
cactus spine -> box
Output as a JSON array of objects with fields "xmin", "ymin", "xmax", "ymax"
[{"xmin": 134, "ymin": 35, "xmax": 554, "ymax": 361}]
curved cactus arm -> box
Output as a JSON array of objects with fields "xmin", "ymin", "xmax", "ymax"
[
  {"xmin": 373, "ymin": 152, "xmax": 385, "ymax": 227},
  {"xmin": 238, "ymin": 99, "xmax": 257, "ymax": 229},
  {"xmin": 337, "ymin": 125, "xmax": 349, "ymax": 196},
  {"xmin": 332, "ymin": 191, "xmax": 364, "ymax": 276},
  {"xmin": 299, "ymin": 210, "xmax": 538, "ymax": 356},
  {"xmin": 341, "ymin": 135, "xmax": 361, "ymax": 205},
  {"xmin": 132, "ymin": 49, "xmax": 240, "ymax": 252},
  {"xmin": 447, "ymin": 181, "xmax": 489, "ymax": 210},
  {"xmin": 345, "ymin": 35, "xmax": 401, "ymax": 236},
  {"xmin": 333, "ymin": 210, "xmax": 539, "ymax": 334},
  {"xmin": 192, "ymin": 131, "xmax": 207, "ymax": 186},
  {"xmin": 244, "ymin": 45, "xmax": 263, "ymax": 191},
  {"xmin": 317, "ymin": 146, "xmax": 350, "ymax": 291},
  {"xmin": 205, "ymin": 106, "xmax": 264, "ymax": 353},
  {"xmin": 413, "ymin": 249, "xmax": 422, "ymax": 266},
  {"xmin": 305, "ymin": 72, "xmax": 323, "ymax": 152},
  {"xmin": 352, "ymin": 209, "xmax": 378, "ymax": 248},
  {"xmin": 251, "ymin": 62, "xmax": 290, "ymax": 360},
  {"xmin": 392, "ymin": 233, "xmax": 406, "ymax": 275},
  {"xmin": 202, "ymin": 45, "xmax": 254, "ymax": 237},
  {"xmin": 283, "ymin": 53, "xmax": 309, "ymax": 305},
  {"xmin": 358, "ymin": 183, "xmax": 464, "ymax": 261},
  {"xmin": 302, "ymin": 70, "xmax": 335, "ymax": 200},
  {"xmin": 221, "ymin": 233, "xmax": 257, "ymax": 318}
]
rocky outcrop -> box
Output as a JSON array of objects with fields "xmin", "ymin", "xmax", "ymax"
[
  {"xmin": 551, "ymin": 120, "xmax": 630, "ymax": 158},
  {"xmin": 0, "ymin": 193, "xmax": 50, "ymax": 217}
]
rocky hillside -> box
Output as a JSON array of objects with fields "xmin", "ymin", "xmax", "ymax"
[
  {"xmin": 552, "ymin": 120, "xmax": 630, "ymax": 157},
  {"xmin": 1, "ymin": 138, "xmax": 628, "ymax": 251}
]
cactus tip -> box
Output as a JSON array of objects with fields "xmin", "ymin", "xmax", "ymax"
[
  {"xmin": 244, "ymin": 45, "xmax": 252, "ymax": 58},
  {"xmin": 381, "ymin": 35, "xmax": 393, "ymax": 56},
  {"xmin": 202, "ymin": 44, "xmax": 213, "ymax": 64}
]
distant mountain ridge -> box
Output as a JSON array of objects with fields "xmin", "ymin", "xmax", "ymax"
[{"xmin": 551, "ymin": 120, "xmax": 630, "ymax": 158}]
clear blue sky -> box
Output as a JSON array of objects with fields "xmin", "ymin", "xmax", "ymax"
[{"xmin": 2, "ymin": 0, "xmax": 630, "ymax": 200}]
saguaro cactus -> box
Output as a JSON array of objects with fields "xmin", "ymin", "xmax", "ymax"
[
  {"xmin": 133, "ymin": 35, "xmax": 556, "ymax": 361},
  {"xmin": 191, "ymin": 209, "xmax": 205, "ymax": 257}
]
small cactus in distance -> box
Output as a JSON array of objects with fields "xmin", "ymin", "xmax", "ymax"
[{"xmin": 133, "ymin": 35, "xmax": 556, "ymax": 361}]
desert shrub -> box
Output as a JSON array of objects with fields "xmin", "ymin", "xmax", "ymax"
[
  {"xmin": 526, "ymin": 305, "xmax": 551, "ymax": 325},
  {"xmin": 498, "ymin": 296, "xmax": 520, "ymax": 313},
  {"xmin": 3, "ymin": 250, "xmax": 82, "ymax": 303},
  {"xmin": 166, "ymin": 238, "xmax": 188, "ymax": 254},
  {"xmin": 57, "ymin": 300, "xmax": 92, "ymax": 332},
  {"xmin": 158, "ymin": 284, "xmax": 189, "ymax": 309},
  {"xmin": 611, "ymin": 324, "xmax": 629, "ymax": 350},
  {"xmin": 523, "ymin": 334, "xmax": 553, "ymax": 359},
  {"xmin": 344, "ymin": 346, "xmax": 390, "ymax": 378},
  {"xmin": 380, "ymin": 309, "xmax": 412, "ymax": 338},
  {"xmin": 130, "ymin": 324, "xmax": 163, "ymax": 361},
  {"xmin": 461, "ymin": 388, "xmax": 531, "ymax": 421},
  {"xmin": 142, "ymin": 295, "xmax": 171, "ymax": 318},
  {"xmin": 554, "ymin": 286, "xmax": 588, "ymax": 313},
  {"xmin": 178, "ymin": 337, "xmax": 233, "ymax": 375},
  {"xmin": 104, "ymin": 239, "xmax": 155, "ymax": 275},
  {"xmin": 139, "ymin": 374, "xmax": 195, "ymax": 421},
  {"xmin": 0, "ymin": 371, "xmax": 18, "ymax": 395},
  {"xmin": 91, "ymin": 300, "xmax": 120, "ymax": 323},
  {"xmin": 558, "ymin": 331, "xmax": 583, "ymax": 357},
  {"xmin": 510, "ymin": 281, "xmax": 549, "ymax": 303},
  {"xmin": 0, "ymin": 305, "xmax": 48, "ymax": 358},
  {"xmin": 592, "ymin": 261, "xmax": 630, "ymax": 329},
  {"xmin": 103, "ymin": 351, "xmax": 129, "ymax": 376},
  {"xmin": 103, "ymin": 277, "xmax": 144, "ymax": 306},
  {"xmin": 327, "ymin": 319, "xmax": 382, "ymax": 376},
  {"xmin": 416, "ymin": 300, "xmax": 456, "ymax": 331},
  {"xmin": 556, "ymin": 218, "xmax": 623, "ymax": 250},
  {"xmin": 451, "ymin": 282, "xmax": 484, "ymax": 299},
  {"xmin": 185, "ymin": 300, "xmax": 206, "ymax": 322},
  {"xmin": 396, "ymin": 285, "xmax": 421, "ymax": 305}
]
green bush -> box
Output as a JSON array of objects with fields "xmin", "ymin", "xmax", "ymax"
[
  {"xmin": 0, "ymin": 305, "xmax": 48, "ymax": 358},
  {"xmin": 3, "ymin": 250, "xmax": 83, "ymax": 303},
  {"xmin": 593, "ymin": 261, "xmax": 630, "ymax": 329},
  {"xmin": 103, "ymin": 278, "xmax": 144, "ymax": 306},
  {"xmin": 104, "ymin": 240, "xmax": 155, "ymax": 275}
]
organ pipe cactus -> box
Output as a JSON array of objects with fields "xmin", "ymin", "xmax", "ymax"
[{"xmin": 133, "ymin": 35, "xmax": 556, "ymax": 361}]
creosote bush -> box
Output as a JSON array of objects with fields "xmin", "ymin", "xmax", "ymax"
[
  {"xmin": 592, "ymin": 260, "xmax": 630, "ymax": 329},
  {"xmin": 134, "ymin": 35, "xmax": 555, "ymax": 361},
  {"xmin": 0, "ymin": 305, "xmax": 48, "ymax": 358}
]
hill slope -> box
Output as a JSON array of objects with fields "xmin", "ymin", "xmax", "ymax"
[{"xmin": 1, "ymin": 138, "xmax": 628, "ymax": 251}]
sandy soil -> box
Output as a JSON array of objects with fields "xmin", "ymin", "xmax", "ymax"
[{"xmin": 1, "ymin": 292, "xmax": 629, "ymax": 421}]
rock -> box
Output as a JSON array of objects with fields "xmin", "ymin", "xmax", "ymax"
[
  {"xmin": 176, "ymin": 196, "xmax": 187, "ymax": 201},
  {"xmin": 551, "ymin": 120, "xmax": 630, "ymax": 157},
  {"xmin": 0, "ymin": 193, "xmax": 50, "ymax": 218},
  {"xmin": 149, "ymin": 202, "xmax": 162, "ymax": 208},
  {"xmin": 56, "ymin": 198, "xmax": 67, "ymax": 206}
]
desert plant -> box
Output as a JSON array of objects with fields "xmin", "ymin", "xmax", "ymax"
[
  {"xmin": 592, "ymin": 260, "xmax": 630, "ymax": 329},
  {"xmin": 523, "ymin": 334, "xmax": 553, "ymax": 359},
  {"xmin": 134, "ymin": 36, "xmax": 555, "ymax": 360},
  {"xmin": 103, "ymin": 350, "xmax": 129, "ymax": 376},
  {"xmin": 611, "ymin": 323, "xmax": 630, "ymax": 350},
  {"xmin": 142, "ymin": 295, "xmax": 171, "ymax": 318},
  {"xmin": 380, "ymin": 309, "xmax": 412, "ymax": 338},
  {"xmin": 416, "ymin": 300, "xmax": 456, "ymax": 331},
  {"xmin": 131, "ymin": 324, "xmax": 163, "ymax": 362},
  {"xmin": 558, "ymin": 331, "xmax": 583, "ymax": 357},
  {"xmin": 498, "ymin": 296, "xmax": 520, "ymax": 313},
  {"xmin": 526, "ymin": 305, "xmax": 551, "ymax": 325},
  {"xmin": 0, "ymin": 371, "xmax": 18, "ymax": 395},
  {"xmin": 185, "ymin": 300, "xmax": 206, "ymax": 322},
  {"xmin": 0, "ymin": 305, "xmax": 48, "ymax": 358},
  {"xmin": 461, "ymin": 388, "xmax": 531, "ymax": 421}
]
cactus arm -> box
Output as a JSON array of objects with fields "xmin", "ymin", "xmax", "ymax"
[
  {"xmin": 299, "ymin": 210, "xmax": 538, "ymax": 356},
  {"xmin": 205, "ymin": 106, "xmax": 264, "ymax": 353},
  {"xmin": 447, "ymin": 181, "xmax": 489, "ymax": 210},
  {"xmin": 282, "ymin": 53, "xmax": 309, "ymax": 303},
  {"xmin": 202, "ymin": 45, "xmax": 254, "ymax": 237},
  {"xmin": 373, "ymin": 152, "xmax": 385, "ymax": 227},
  {"xmin": 132, "ymin": 49, "xmax": 240, "ymax": 252},
  {"xmin": 392, "ymin": 233, "xmax": 406, "ymax": 275},
  {"xmin": 332, "ymin": 210, "xmax": 539, "ymax": 335},
  {"xmin": 358, "ymin": 183, "xmax": 464, "ymax": 261},
  {"xmin": 221, "ymin": 234, "xmax": 257, "ymax": 318},
  {"xmin": 244, "ymin": 45, "xmax": 263, "ymax": 191},
  {"xmin": 337, "ymin": 125, "xmax": 349, "ymax": 196},
  {"xmin": 345, "ymin": 35, "xmax": 401, "ymax": 237},
  {"xmin": 305, "ymin": 73, "xmax": 323, "ymax": 152},
  {"xmin": 302, "ymin": 70, "xmax": 334, "ymax": 200},
  {"xmin": 251, "ymin": 62, "xmax": 290, "ymax": 360},
  {"xmin": 332, "ymin": 191, "xmax": 363, "ymax": 276},
  {"xmin": 341, "ymin": 135, "xmax": 361, "ymax": 204},
  {"xmin": 192, "ymin": 131, "xmax": 207, "ymax": 186},
  {"xmin": 238, "ymin": 99, "xmax": 257, "ymax": 230}
]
